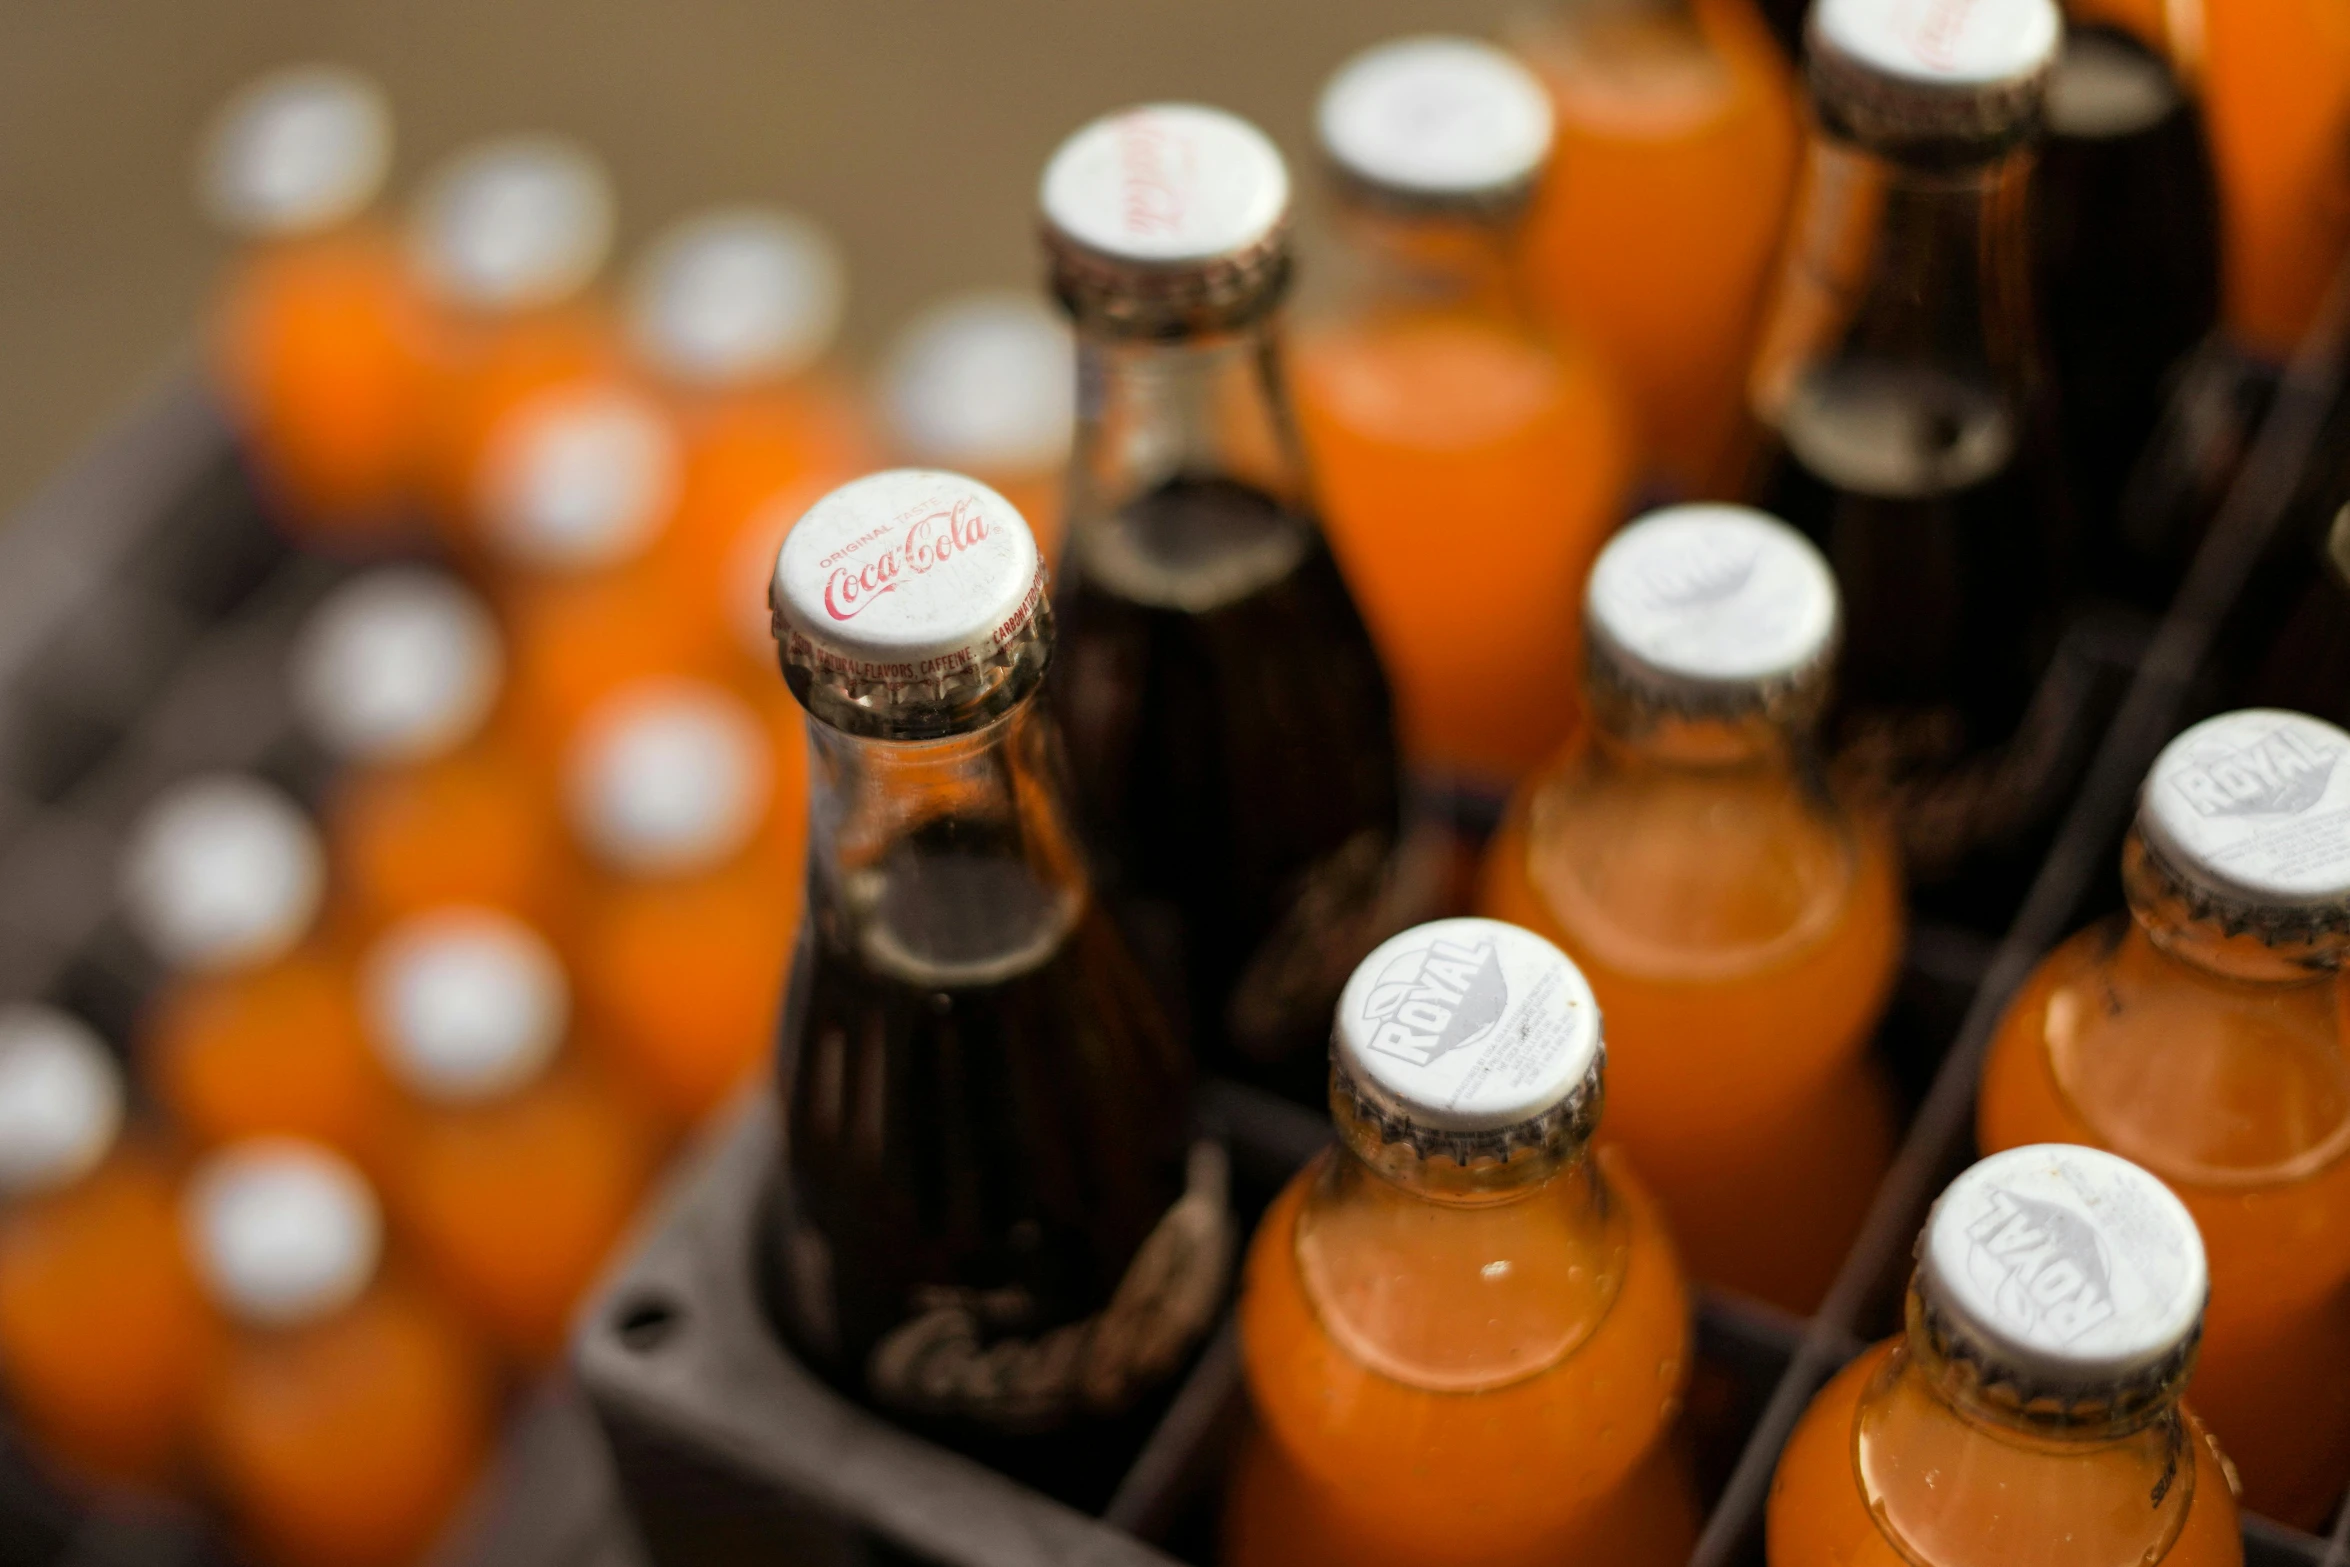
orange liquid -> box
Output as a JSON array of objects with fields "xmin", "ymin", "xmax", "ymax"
[
  {"xmin": 326, "ymin": 741, "xmax": 570, "ymax": 942},
  {"xmin": 413, "ymin": 304, "xmax": 618, "ymax": 550},
  {"xmin": 199, "ymin": 1276, "xmax": 492, "ymax": 1567},
  {"xmin": 1228, "ymin": 1148, "xmax": 1696, "ymax": 1567},
  {"xmin": 1479, "ymin": 754, "xmax": 1903, "ymax": 1311},
  {"xmin": 500, "ymin": 567, "xmax": 726, "ymax": 769},
  {"xmin": 1292, "ymin": 315, "xmax": 1632, "ymax": 783},
  {"xmin": 211, "ymin": 227, "xmax": 430, "ymax": 540},
  {"xmin": 1767, "ymin": 1341, "xmax": 2244, "ymax": 1566},
  {"xmin": 0, "ymin": 1147, "xmax": 215, "ymax": 1489},
  {"xmin": 1979, "ymin": 917, "xmax": 2350, "ymax": 1529},
  {"xmin": 1515, "ymin": 0, "xmax": 1801, "ymax": 494}
]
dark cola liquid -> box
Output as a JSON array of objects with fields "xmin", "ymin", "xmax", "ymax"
[
  {"xmin": 766, "ymin": 847, "xmax": 1197, "ymax": 1508},
  {"xmin": 1050, "ymin": 475, "xmax": 1403, "ymax": 1102}
]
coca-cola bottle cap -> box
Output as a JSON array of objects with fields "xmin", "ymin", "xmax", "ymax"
[
  {"xmin": 475, "ymin": 384, "xmax": 680, "ymax": 571},
  {"xmin": 2137, "ymin": 709, "xmax": 2350, "ymax": 922},
  {"xmin": 291, "ymin": 567, "xmax": 503, "ymax": 766},
  {"xmin": 565, "ymin": 678, "xmax": 773, "ymax": 875},
  {"xmin": 197, "ymin": 65, "xmax": 393, "ymax": 238},
  {"xmin": 184, "ymin": 1139, "xmax": 382, "ymax": 1328},
  {"xmin": 770, "ymin": 469, "xmax": 1051, "ymax": 741},
  {"xmin": 1317, "ymin": 37, "xmax": 1553, "ymax": 207},
  {"xmin": 364, "ymin": 908, "xmax": 567, "ymax": 1104},
  {"xmin": 882, "ymin": 293, "xmax": 1074, "ymax": 475},
  {"xmin": 118, "ymin": 775, "xmax": 325, "ymax": 974},
  {"xmin": 1585, "ymin": 504, "xmax": 1839, "ymax": 719},
  {"xmin": 1808, "ymin": 0, "xmax": 2061, "ymax": 151},
  {"xmin": 409, "ymin": 135, "xmax": 615, "ymax": 313},
  {"xmin": 1331, "ymin": 918, "xmax": 1603, "ymax": 1159},
  {"xmin": 1917, "ymin": 1144, "xmax": 2205, "ymax": 1404},
  {"xmin": 0, "ymin": 1007, "xmax": 122, "ymax": 1199},
  {"xmin": 628, "ymin": 206, "xmax": 847, "ymax": 388}
]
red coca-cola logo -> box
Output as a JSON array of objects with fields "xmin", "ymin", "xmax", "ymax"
[
  {"xmin": 1117, "ymin": 120, "xmax": 1190, "ymax": 236},
  {"xmin": 822, "ymin": 498, "xmax": 993, "ymax": 621},
  {"xmin": 1910, "ymin": 0, "xmax": 1982, "ymax": 68}
]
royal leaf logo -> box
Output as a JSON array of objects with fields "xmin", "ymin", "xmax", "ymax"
[
  {"xmin": 1962, "ymin": 1189, "xmax": 2118, "ymax": 1345},
  {"xmin": 1358, "ymin": 935, "xmax": 1508, "ymax": 1069},
  {"xmin": 2169, "ymin": 725, "xmax": 2341, "ymax": 819}
]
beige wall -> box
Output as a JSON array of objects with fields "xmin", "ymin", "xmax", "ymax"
[{"xmin": 0, "ymin": 0, "xmax": 1524, "ymax": 518}]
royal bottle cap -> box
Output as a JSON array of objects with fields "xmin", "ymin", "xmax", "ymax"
[
  {"xmin": 629, "ymin": 206, "xmax": 847, "ymax": 387},
  {"xmin": 771, "ymin": 469, "xmax": 1051, "ymax": 740},
  {"xmin": 1333, "ymin": 918, "xmax": 1603, "ymax": 1148},
  {"xmin": 1809, "ymin": 0, "xmax": 2062, "ymax": 148},
  {"xmin": 185, "ymin": 1139, "xmax": 382, "ymax": 1328},
  {"xmin": 410, "ymin": 134, "xmax": 615, "ymax": 312},
  {"xmin": 365, "ymin": 908, "xmax": 566, "ymax": 1103},
  {"xmin": 0, "ymin": 1007, "xmax": 123, "ymax": 1198},
  {"xmin": 1586, "ymin": 504, "xmax": 1840, "ymax": 715},
  {"xmin": 119, "ymin": 775, "xmax": 325, "ymax": 973},
  {"xmin": 1318, "ymin": 37, "xmax": 1554, "ymax": 204},
  {"xmin": 566, "ymin": 679, "xmax": 772, "ymax": 875},
  {"xmin": 882, "ymin": 293, "xmax": 1074, "ymax": 475},
  {"xmin": 198, "ymin": 65, "xmax": 394, "ymax": 237},
  {"xmin": 2137, "ymin": 709, "xmax": 2350, "ymax": 916},
  {"xmin": 1919, "ymin": 1144, "xmax": 2206, "ymax": 1395},
  {"xmin": 476, "ymin": 384, "xmax": 680, "ymax": 571},
  {"xmin": 291, "ymin": 567, "xmax": 503, "ymax": 765}
]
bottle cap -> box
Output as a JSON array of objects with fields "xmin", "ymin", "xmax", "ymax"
[
  {"xmin": 1317, "ymin": 37, "xmax": 1554, "ymax": 206},
  {"xmin": 628, "ymin": 206, "xmax": 847, "ymax": 387},
  {"xmin": 1585, "ymin": 504, "xmax": 1840, "ymax": 718},
  {"xmin": 566, "ymin": 679, "xmax": 773, "ymax": 875},
  {"xmin": 2136, "ymin": 709, "xmax": 2350, "ymax": 922},
  {"xmin": 475, "ymin": 384, "xmax": 680, "ymax": 571},
  {"xmin": 118, "ymin": 775, "xmax": 325, "ymax": 972},
  {"xmin": 197, "ymin": 65, "xmax": 394, "ymax": 238},
  {"xmin": 771, "ymin": 469, "xmax": 1051, "ymax": 741},
  {"xmin": 0, "ymin": 1007, "xmax": 123, "ymax": 1198},
  {"xmin": 1808, "ymin": 0, "xmax": 2062, "ymax": 150},
  {"xmin": 409, "ymin": 134, "xmax": 615, "ymax": 313},
  {"xmin": 1919, "ymin": 1144, "xmax": 2205, "ymax": 1399},
  {"xmin": 1332, "ymin": 918, "xmax": 1603, "ymax": 1158},
  {"xmin": 290, "ymin": 567, "xmax": 503, "ymax": 765},
  {"xmin": 186, "ymin": 1140, "xmax": 382, "ymax": 1327},
  {"xmin": 2044, "ymin": 26, "xmax": 2181, "ymax": 140},
  {"xmin": 882, "ymin": 293, "xmax": 1075, "ymax": 476},
  {"xmin": 364, "ymin": 908, "xmax": 566, "ymax": 1103},
  {"xmin": 1040, "ymin": 104, "xmax": 1292, "ymax": 331}
]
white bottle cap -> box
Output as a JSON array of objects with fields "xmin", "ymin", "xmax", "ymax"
[
  {"xmin": 565, "ymin": 679, "xmax": 773, "ymax": 875},
  {"xmin": 1040, "ymin": 104, "xmax": 1291, "ymax": 268},
  {"xmin": 1812, "ymin": 0, "xmax": 2063, "ymax": 91},
  {"xmin": 1334, "ymin": 918, "xmax": 1602, "ymax": 1140},
  {"xmin": 627, "ymin": 206, "xmax": 847, "ymax": 387},
  {"xmin": 1920, "ymin": 1144, "xmax": 2206, "ymax": 1393},
  {"xmin": 0, "ymin": 1007, "xmax": 124, "ymax": 1199},
  {"xmin": 118, "ymin": 775, "xmax": 325, "ymax": 973},
  {"xmin": 290, "ymin": 567, "xmax": 503, "ymax": 766},
  {"xmin": 2044, "ymin": 27, "xmax": 2180, "ymax": 140},
  {"xmin": 197, "ymin": 65, "xmax": 394, "ymax": 239},
  {"xmin": 364, "ymin": 908, "xmax": 567, "ymax": 1103},
  {"xmin": 475, "ymin": 384, "xmax": 680, "ymax": 572},
  {"xmin": 881, "ymin": 293, "xmax": 1074, "ymax": 475},
  {"xmin": 1586, "ymin": 504, "xmax": 1840, "ymax": 711},
  {"xmin": 409, "ymin": 134, "xmax": 616, "ymax": 313},
  {"xmin": 1318, "ymin": 37, "xmax": 1554, "ymax": 201},
  {"xmin": 185, "ymin": 1139, "xmax": 382, "ymax": 1328},
  {"xmin": 2137, "ymin": 710, "xmax": 2350, "ymax": 914}
]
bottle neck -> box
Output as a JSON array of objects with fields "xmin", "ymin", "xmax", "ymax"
[
  {"xmin": 1584, "ymin": 681, "xmax": 1819, "ymax": 776},
  {"xmin": 1318, "ymin": 200, "xmax": 1532, "ymax": 326},
  {"xmin": 2123, "ymin": 828, "xmax": 2350, "ymax": 981}
]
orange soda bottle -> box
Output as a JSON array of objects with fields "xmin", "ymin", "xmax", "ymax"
[
  {"xmin": 879, "ymin": 292, "xmax": 1074, "ymax": 562},
  {"xmin": 0, "ymin": 1007, "xmax": 212, "ymax": 1489},
  {"xmin": 1510, "ymin": 0, "xmax": 1801, "ymax": 495},
  {"xmin": 1479, "ymin": 504, "xmax": 1902, "ymax": 1311},
  {"xmin": 360, "ymin": 908, "xmax": 657, "ymax": 1364},
  {"xmin": 1292, "ymin": 37, "xmax": 1633, "ymax": 786},
  {"xmin": 1228, "ymin": 918, "xmax": 1695, "ymax": 1567},
  {"xmin": 121, "ymin": 776, "xmax": 391, "ymax": 1168},
  {"xmin": 184, "ymin": 1139, "xmax": 491, "ymax": 1567},
  {"xmin": 1768, "ymin": 1144, "xmax": 2242, "ymax": 1566},
  {"xmin": 198, "ymin": 66, "xmax": 428, "ymax": 543},
  {"xmin": 1978, "ymin": 707, "xmax": 2350, "ymax": 1527},
  {"xmin": 563, "ymin": 677, "xmax": 802, "ymax": 1129}
]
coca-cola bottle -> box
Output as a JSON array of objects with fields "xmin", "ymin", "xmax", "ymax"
[
  {"xmin": 1038, "ymin": 104, "xmax": 1408, "ymax": 1101},
  {"xmin": 761, "ymin": 469, "xmax": 1228, "ymax": 1508}
]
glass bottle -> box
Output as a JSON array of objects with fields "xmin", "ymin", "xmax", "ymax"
[
  {"xmin": 762, "ymin": 470, "xmax": 1225, "ymax": 1509},
  {"xmin": 1039, "ymin": 104, "xmax": 1409, "ymax": 1102},
  {"xmin": 1978, "ymin": 707, "xmax": 2350, "ymax": 1527},
  {"xmin": 1480, "ymin": 503, "xmax": 1902, "ymax": 1311},
  {"xmin": 1291, "ymin": 35, "xmax": 1634, "ymax": 789},
  {"xmin": 1768, "ymin": 1144, "xmax": 2241, "ymax": 1566},
  {"xmin": 1227, "ymin": 918, "xmax": 1697, "ymax": 1567},
  {"xmin": 1746, "ymin": 0, "xmax": 2073, "ymax": 901}
]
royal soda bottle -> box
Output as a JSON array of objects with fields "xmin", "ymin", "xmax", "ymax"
[{"xmin": 762, "ymin": 470, "xmax": 1225, "ymax": 1508}]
